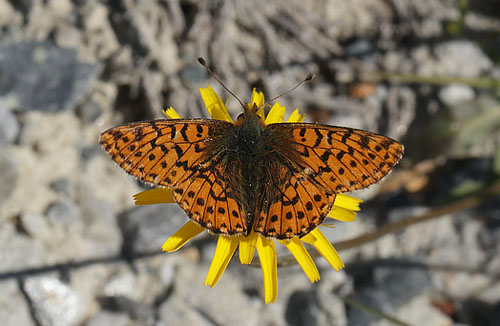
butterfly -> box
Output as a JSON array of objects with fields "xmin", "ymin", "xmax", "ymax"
[{"xmin": 100, "ymin": 99, "xmax": 403, "ymax": 240}]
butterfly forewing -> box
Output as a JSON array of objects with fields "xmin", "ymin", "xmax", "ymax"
[
  {"xmin": 269, "ymin": 123, "xmax": 403, "ymax": 192},
  {"xmin": 100, "ymin": 119, "xmax": 224, "ymax": 186},
  {"xmin": 100, "ymin": 119, "xmax": 249, "ymax": 235}
]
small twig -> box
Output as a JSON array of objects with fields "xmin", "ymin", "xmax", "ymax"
[
  {"xmin": 337, "ymin": 294, "xmax": 413, "ymax": 326},
  {"xmin": 363, "ymin": 71, "xmax": 500, "ymax": 90}
]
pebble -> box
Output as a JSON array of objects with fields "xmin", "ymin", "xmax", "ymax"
[
  {"xmin": 347, "ymin": 268, "xmax": 451, "ymax": 325},
  {"xmin": 0, "ymin": 222, "xmax": 47, "ymax": 272},
  {"xmin": 0, "ymin": 100, "xmax": 20, "ymax": 144},
  {"xmin": 19, "ymin": 212, "xmax": 50, "ymax": 239},
  {"xmin": 119, "ymin": 204, "xmax": 189, "ymax": 255},
  {"xmin": 0, "ymin": 42, "xmax": 99, "ymax": 111},
  {"xmin": 23, "ymin": 277, "xmax": 90, "ymax": 326},
  {"xmin": 98, "ymin": 296, "xmax": 155, "ymax": 325},
  {"xmin": 45, "ymin": 200, "xmax": 80, "ymax": 227},
  {"xmin": 86, "ymin": 311, "xmax": 130, "ymax": 326},
  {"xmin": 0, "ymin": 280, "xmax": 34, "ymax": 326},
  {"xmin": 0, "ymin": 151, "xmax": 18, "ymax": 206},
  {"xmin": 439, "ymin": 84, "xmax": 475, "ymax": 107}
]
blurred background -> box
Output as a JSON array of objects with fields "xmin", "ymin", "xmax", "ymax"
[{"xmin": 1, "ymin": 0, "xmax": 499, "ymax": 325}]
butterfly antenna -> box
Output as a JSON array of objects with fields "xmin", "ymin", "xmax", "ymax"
[
  {"xmin": 198, "ymin": 57, "xmax": 245, "ymax": 109},
  {"xmin": 261, "ymin": 73, "xmax": 315, "ymax": 108}
]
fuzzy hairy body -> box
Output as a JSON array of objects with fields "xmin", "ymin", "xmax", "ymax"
[{"xmin": 204, "ymin": 109, "xmax": 300, "ymax": 233}]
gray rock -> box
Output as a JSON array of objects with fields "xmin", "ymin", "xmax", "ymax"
[
  {"xmin": 0, "ymin": 42, "xmax": 100, "ymax": 111},
  {"xmin": 0, "ymin": 100, "xmax": 20, "ymax": 144},
  {"xmin": 345, "ymin": 39, "xmax": 375, "ymax": 59},
  {"xmin": 76, "ymin": 98, "xmax": 104, "ymax": 123},
  {"xmin": 46, "ymin": 199, "xmax": 80, "ymax": 227},
  {"xmin": 0, "ymin": 151, "xmax": 18, "ymax": 206},
  {"xmin": 86, "ymin": 311, "xmax": 130, "ymax": 326},
  {"xmin": 439, "ymin": 84, "xmax": 475, "ymax": 107},
  {"xmin": 75, "ymin": 82, "xmax": 117, "ymax": 124},
  {"xmin": 163, "ymin": 259, "xmax": 262, "ymax": 326},
  {"xmin": 158, "ymin": 297, "xmax": 215, "ymax": 326},
  {"xmin": 285, "ymin": 290, "xmax": 329, "ymax": 326},
  {"xmin": 77, "ymin": 185, "xmax": 122, "ymax": 256},
  {"xmin": 119, "ymin": 204, "xmax": 189, "ymax": 255},
  {"xmin": 435, "ymin": 41, "xmax": 493, "ymax": 77},
  {"xmin": 49, "ymin": 178, "xmax": 71, "ymax": 195},
  {"xmin": 99, "ymin": 257, "xmax": 174, "ymax": 306},
  {"xmin": 19, "ymin": 212, "xmax": 50, "ymax": 240},
  {"xmin": 415, "ymin": 40, "xmax": 493, "ymax": 78},
  {"xmin": 23, "ymin": 277, "xmax": 90, "ymax": 326},
  {"xmin": 347, "ymin": 267, "xmax": 451, "ymax": 326},
  {"xmin": 98, "ymin": 296, "xmax": 155, "ymax": 325},
  {"xmin": 0, "ymin": 222, "xmax": 47, "ymax": 272},
  {"xmin": 0, "ymin": 280, "xmax": 35, "ymax": 326}
]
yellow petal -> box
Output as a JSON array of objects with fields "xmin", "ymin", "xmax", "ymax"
[
  {"xmin": 251, "ymin": 88, "xmax": 265, "ymax": 108},
  {"xmin": 328, "ymin": 206, "xmax": 356, "ymax": 222},
  {"xmin": 162, "ymin": 107, "xmax": 182, "ymax": 119},
  {"xmin": 302, "ymin": 229, "xmax": 344, "ymax": 271},
  {"xmin": 279, "ymin": 237, "xmax": 320, "ymax": 283},
  {"xmin": 200, "ymin": 86, "xmax": 233, "ymax": 122},
  {"xmin": 256, "ymin": 235, "xmax": 278, "ymax": 303},
  {"xmin": 205, "ymin": 236, "xmax": 239, "ymax": 287},
  {"xmin": 239, "ymin": 230, "xmax": 258, "ymax": 264},
  {"xmin": 286, "ymin": 108, "xmax": 306, "ymax": 123},
  {"xmin": 134, "ymin": 189, "xmax": 175, "ymax": 205},
  {"xmin": 256, "ymin": 106, "xmax": 266, "ymax": 121},
  {"xmin": 264, "ymin": 102, "xmax": 286, "ymax": 125},
  {"xmin": 162, "ymin": 221, "xmax": 205, "ymax": 253},
  {"xmin": 334, "ymin": 194, "xmax": 362, "ymax": 211}
]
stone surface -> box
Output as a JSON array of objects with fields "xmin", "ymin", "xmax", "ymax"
[
  {"xmin": 46, "ymin": 199, "xmax": 80, "ymax": 228},
  {"xmin": 23, "ymin": 277, "xmax": 90, "ymax": 326},
  {"xmin": 439, "ymin": 84, "xmax": 475, "ymax": 107},
  {"xmin": 119, "ymin": 204, "xmax": 189, "ymax": 255},
  {"xmin": 98, "ymin": 295, "xmax": 155, "ymax": 325},
  {"xmin": 86, "ymin": 311, "xmax": 130, "ymax": 326},
  {"xmin": 348, "ymin": 268, "xmax": 451, "ymax": 326},
  {"xmin": 0, "ymin": 280, "xmax": 35, "ymax": 326},
  {"xmin": 0, "ymin": 222, "xmax": 47, "ymax": 273},
  {"xmin": 19, "ymin": 212, "xmax": 50, "ymax": 240},
  {"xmin": 166, "ymin": 258, "xmax": 263, "ymax": 326},
  {"xmin": 158, "ymin": 296, "xmax": 215, "ymax": 325},
  {"xmin": 415, "ymin": 40, "xmax": 493, "ymax": 77},
  {"xmin": 0, "ymin": 150, "xmax": 18, "ymax": 207},
  {"xmin": 0, "ymin": 100, "xmax": 20, "ymax": 144},
  {"xmin": 0, "ymin": 1, "xmax": 498, "ymax": 325},
  {"xmin": 0, "ymin": 42, "xmax": 99, "ymax": 111}
]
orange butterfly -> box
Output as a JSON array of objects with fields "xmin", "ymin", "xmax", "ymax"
[{"xmin": 100, "ymin": 61, "xmax": 403, "ymax": 240}]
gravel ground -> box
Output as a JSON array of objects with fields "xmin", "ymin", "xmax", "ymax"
[{"xmin": 1, "ymin": 0, "xmax": 500, "ymax": 325}]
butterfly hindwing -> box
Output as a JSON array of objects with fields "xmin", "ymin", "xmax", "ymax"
[
  {"xmin": 254, "ymin": 171, "xmax": 336, "ymax": 239},
  {"xmin": 173, "ymin": 163, "xmax": 247, "ymax": 235}
]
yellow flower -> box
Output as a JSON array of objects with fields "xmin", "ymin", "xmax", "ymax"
[{"xmin": 134, "ymin": 87, "xmax": 362, "ymax": 303}]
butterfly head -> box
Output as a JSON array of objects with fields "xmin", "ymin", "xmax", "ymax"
[{"xmin": 236, "ymin": 102, "xmax": 265, "ymax": 125}]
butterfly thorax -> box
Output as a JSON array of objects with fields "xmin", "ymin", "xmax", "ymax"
[{"xmin": 207, "ymin": 104, "xmax": 297, "ymax": 233}]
